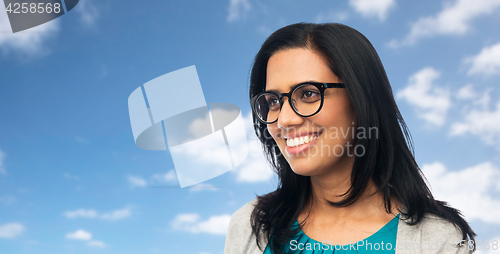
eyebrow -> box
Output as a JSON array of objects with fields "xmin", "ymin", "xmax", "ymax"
[{"xmin": 265, "ymin": 80, "xmax": 321, "ymax": 93}]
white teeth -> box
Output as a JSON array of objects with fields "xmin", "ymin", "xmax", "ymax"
[{"xmin": 286, "ymin": 134, "xmax": 318, "ymax": 147}]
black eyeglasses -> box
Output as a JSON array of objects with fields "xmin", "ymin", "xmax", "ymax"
[{"xmin": 251, "ymin": 82, "xmax": 345, "ymax": 124}]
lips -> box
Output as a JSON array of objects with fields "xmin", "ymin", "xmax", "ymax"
[
  {"xmin": 282, "ymin": 131, "xmax": 322, "ymax": 156},
  {"xmin": 285, "ymin": 134, "xmax": 319, "ymax": 147}
]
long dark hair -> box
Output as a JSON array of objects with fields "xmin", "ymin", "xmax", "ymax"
[{"xmin": 249, "ymin": 23, "xmax": 475, "ymax": 254}]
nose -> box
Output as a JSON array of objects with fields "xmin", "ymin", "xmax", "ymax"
[{"xmin": 277, "ymin": 96, "xmax": 305, "ymax": 129}]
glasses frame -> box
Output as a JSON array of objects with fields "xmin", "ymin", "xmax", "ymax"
[{"xmin": 251, "ymin": 82, "xmax": 345, "ymax": 124}]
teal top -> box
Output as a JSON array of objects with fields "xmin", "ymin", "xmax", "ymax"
[{"xmin": 263, "ymin": 214, "xmax": 400, "ymax": 253}]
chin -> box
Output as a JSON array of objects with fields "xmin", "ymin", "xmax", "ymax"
[
  {"xmin": 290, "ymin": 168, "xmax": 315, "ymax": 177},
  {"xmin": 287, "ymin": 160, "xmax": 318, "ymax": 176}
]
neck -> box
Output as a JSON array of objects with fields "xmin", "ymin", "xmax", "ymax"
[{"xmin": 302, "ymin": 159, "xmax": 398, "ymax": 223}]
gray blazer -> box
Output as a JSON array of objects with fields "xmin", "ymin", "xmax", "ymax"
[{"xmin": 224, "ymin": 198, "xmax": 471, "ymax": 254}]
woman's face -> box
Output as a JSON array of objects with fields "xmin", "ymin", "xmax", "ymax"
[{"xmin": 265, "ymin": 48, "xmax": 358, "ymax": 176}]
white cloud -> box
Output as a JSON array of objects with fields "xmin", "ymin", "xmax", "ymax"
[
  {"xmin": 65, "ymin": 229, "xmax": 108, "ymax": 247},
  {"xmin": 189, "ymin": 113, "xmax": 214, "ymax": 138},
  {"xmin": 450, "ymin": 99, "xmax": 500, "ymax": 146},
  {"xmin": 167, "ymin": 116, "xmax": 244, "ymax": 187},
  {"xmin": 227, "ymin": 0, "xmax": 251, "ymax": 22},
  {"xmin": 161, "ymin": 105, "xmax": 249, "ymax": 188},
  {"xmin": 422, "ymin": 162, "xmax": 500, "ymax": 224},
  {"xmin": 0, "ymin": 3, "xmax": 59, "ymax": 56},
  {"xmin": 456, "ymin": 84, "xmax": 477, "ymax": 100},
  {"xmin": 131, "ymin": 171, "xmax": 179, "ymax": 187},
  {"xmin": 474, "ymin": 236, "xmax": 500, "ymax": 254},
  {"xmin": 451, "ymin": 85, "xmax": 499, "ymax": 146},
  {"xmin": 152, "ymin": 170, "xmax": 177, "ymax": 183},
  {"xmin": 0, "ymin": 149, "xmax": 6, "ymax": 174},
  {"xmin": 87, "ymin": 240, "xmax": 107, "ymax": 248},
  {"xmin": 349, "ymin": 0, "xmax": 395, "ymax": 21},
  {"xmin": 64, "ymin": 207, "xmax": 131, "ymax": 221},
  {"xmin": 397, "ymin": 67, "xmax": 451, "ymax": 126},
  {"xmin": 127, "ymin": 175, "xmax": 147, "ymax": 188},
  {"xmin": 235, "ymin": 138, "xmax": 275, "ymax": 183},
  {"xmin": 64, "ymin": 209, "xmax": 98, "ymax": 219},
  {"xmin": 257, "ymin": 25, "xmax": 273, "ymax": 35},
  {"xmin": 465, "ymin": 41, "xmax": 500, "ymax": 77},
  {"xmin": 0, "ymin": 223, "xmax": 24, "ymax": 238},
  {"xmin": 390, "ymin": 0, "xmax": 500, "ymax": 47},
  {"xmin": 0, "ymin": 195, "xmax": 17, "ymax": 205},
  {"xmin": 151, "ymin": 111, "xmax": 274, "ymax": 186},
  {"xmin": 66, "ymin": 229, "xmax": 92, "ymax": 240},
  {"xmin": 171, "ymin": 132, "xmax": 232, "ymax": 167},
  {"xmin": 76, "ymin": 0, "xmax": 100, "ymax": 27},
  {"xmin": 159, "ymin": 110, "xmax": 273, "ymax": 185},
  {"xmin": 194, "ymin": 215, "xmax": 232, "ymax": 235},
  {"xmin": 231, "ymin": 112, "xmax": 274, "ymax": 183},
  {"xmin": 455, "ymin": 84, "xmax": 492, "ymax": 109},
  {"xmin": 188, "ymin": 183, "xmax": 219, "ymax": 192},
  {"xmin": 171, "ymin": 213, "xmax": 231, "ymax": 235},
  {"xmin": 173, "ymin": 213, "xmax": 199, "ymax": 224},
  {"xmin": 64, "ymin": 173, "xmax": 80, "ymax": 180},
  {"xmin": 315, "ymin": 11, "xmax": 349, "ymax": 23},
  {"xmin": 129, "ymin": 171, "xmax": 178, "ymax": 187},
  {"xmin": 100, "ymin": 207, "xmax": 131, "ymax": 221}
]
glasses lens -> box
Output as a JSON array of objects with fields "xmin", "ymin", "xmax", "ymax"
[
  {"xmin": 255, "ymin": 93, "xmax": 280, "ymax": 123},
  {"xmin": 291, "ymin": 84, "xmax": 322, "ymax": 116}
]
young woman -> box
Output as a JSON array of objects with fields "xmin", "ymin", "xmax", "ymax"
[{"xmin": 224, "ymin": 23, "xmax": 475, "ymax": 254}]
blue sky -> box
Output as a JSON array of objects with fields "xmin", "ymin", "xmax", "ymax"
[{"xmin": 1, "ymin": 0, "xmax": 500, "ymax": 253}]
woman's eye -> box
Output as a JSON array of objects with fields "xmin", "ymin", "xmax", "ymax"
[
  {"xmin": 303, "ymin": 91, "xmax": 319, "ymax": 98},
  {"xmin": 268, "ymin": 98, "xmax": 279, "ymax": 106}
]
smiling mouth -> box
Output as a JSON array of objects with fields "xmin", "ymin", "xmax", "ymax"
[{"xmin": 285, "ymin": 133, "xmax": 320, "ymax": 147}]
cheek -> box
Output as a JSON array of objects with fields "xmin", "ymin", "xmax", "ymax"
[
  {"xmin": 319, "ymin": 94, "xmax": 356, "ymax": 125},
  {"xmin": 311, "ymin": 106, "xmax": 344, "ymax": 127},
  {"xmin": 310, "ymin": 103, "xmax": 357, "ymax": 136}
]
